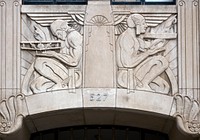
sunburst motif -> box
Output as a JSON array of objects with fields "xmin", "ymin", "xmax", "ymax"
[{"xmin": 89, "ymin": 15, "xmax": 109, "ymax": 26}]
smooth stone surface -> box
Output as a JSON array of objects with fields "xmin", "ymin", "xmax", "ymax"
[
  {"xmin": 116, "ymin": 89, "xmax": 174, "ymax": 115},
  {"xmin": 26, "ymin": 89, "xmax": 83, "ymax": 115}
]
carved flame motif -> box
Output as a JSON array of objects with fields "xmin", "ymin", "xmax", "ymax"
[
  {"xmin": 175, "ymin": 94, "xmax": 200, "ymax": 135},
  {"xmin": 0, "ymin": 94, "xmax": 27, "ymax": 135}
]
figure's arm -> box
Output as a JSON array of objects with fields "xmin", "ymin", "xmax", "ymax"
[
  {"xmin": 121, "ymin": 50, "xmax": 149, "ymax": 68},
  {"xmin": 54, "ymin": 31, "xmax": 82, "ymax": 67},
  {"xmin": 36, "ymin": 51, "xmax": 72, "ymax": 65},
  {"xmin": 148, "ymin": 39, "xmax": 166, "ymax": 50},
  {"xmin": 119, "ymin": 36, "xmax": 149, "ymax": 68},
  {"xmin": 122, "ymin": 47, "xmax": 165, "ymax": 68},
  {"xmin": 38, "ymin": 31, "xmax": 82, "ymax": 67},
  {"xmin": 120, "ymin": 37, "xmax": 165, "ymax": 68},
  {"xmin": 130, "ymin": 53, "xmax": 149, "ymax": 67}
]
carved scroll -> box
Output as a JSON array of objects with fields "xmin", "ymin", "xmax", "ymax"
[
  {"xmin": 21, "ymin": 13, "xmax": 84, "ymax": 95},
  {"xmin": 115, "ymin": 13, "xmax": 178, "ymax": 95},
  {"xmin": 0, "ymin": 94, "xmax": 27, "ymax": 136}
]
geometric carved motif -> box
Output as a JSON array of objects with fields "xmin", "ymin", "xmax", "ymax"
[{"xmin": 88, "ymin": 15, "xmax": 110, "ymax": 26}]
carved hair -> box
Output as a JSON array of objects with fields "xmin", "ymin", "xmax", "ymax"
[
  {"xmin": 127, "ymin": 14, "xmax": 145, "ymax": 28},
  {"xmin": 50, "ymin": 20, "xmax": 70, "ymax": 36}
]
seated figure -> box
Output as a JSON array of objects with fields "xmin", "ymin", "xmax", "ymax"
[
  {"xmin": 30, "ymin": 20, "xmax": 82, "ymax": 93},
  {"xmin": 116, "ymin": 14, "xmax": 174, "ymax": 94}
]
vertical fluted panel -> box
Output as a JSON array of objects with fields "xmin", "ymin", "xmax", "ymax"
[
  {"xmin": 178, "ymin": 0, "xmax": 200, "ymax": 101},
  {"xmin": 191, "ymin": 0, "xmax": 199, "ymax": 101},
  {"xmin": 0, "ymin": 1, "xmax": 7, "ymax": 100},
  {"xmin": 12, "ymin": 1, "xmax": 21, "ymax": 96},
  {"xmin": 0, "ymin": 0, "xmax": 21, "ymax": 100}
]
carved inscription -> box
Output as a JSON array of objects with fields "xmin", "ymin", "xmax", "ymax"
[
  {"xmin": 83, "ymin": 89, "xmax": 115, "ymax": 107},
  {"xmin": 90, "ymin": 93, "xmax": 108, "ymax": 101}
]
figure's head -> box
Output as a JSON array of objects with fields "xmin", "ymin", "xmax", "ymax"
[
  {"xmin": 50, "ymin": 20, "xmax": 70, "ymax": 40},
  {"xmin": 127, "ymin": 14, "xmax": 148, "ymax": 35}
]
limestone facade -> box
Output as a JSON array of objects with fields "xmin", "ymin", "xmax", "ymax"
[{"xmin": 0, "ymin": 0, "xmax": 199, "ymax": 139}]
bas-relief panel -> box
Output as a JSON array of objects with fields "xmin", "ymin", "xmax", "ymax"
[
  {"xmin": 20, "ymin": 10, "xmax": 178, "ymax": 96},
  {"xmin": 21, "ymin": 13, "xmax": 84, "ymax": 95},
  {"xmin": 0, "ymin": 1, "xmax": 199, "ymax": 138},
  {"xmin": 114, "ymin": 13, "xmax": 178, "ymax": 95}
]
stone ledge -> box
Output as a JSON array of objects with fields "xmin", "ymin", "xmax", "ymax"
[{"xmin": 25, "ymin": 88, "xmax": 174, "ymax": 116}]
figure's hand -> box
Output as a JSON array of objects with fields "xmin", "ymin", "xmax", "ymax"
[
  {"xmin": 147, "ymin": 46, "xmax": 166, "ymax": 56},
  {"xmin": 147, "ymin": 39, "xmax": 166, "ymax": 56},
  {"xmin": 36, "ymin": 51, "xmax": 57, "ymax": 57},
  {"xmin": 44, "ymin": 51, "xmax": 56, "ymax": 55},
  {"xmin": 150, "ymin": 39, "xmax": 166, "ymax": 50},
  {"xmin": 43, "ymin": 51, "xmax": 58, "ymax": 56}
]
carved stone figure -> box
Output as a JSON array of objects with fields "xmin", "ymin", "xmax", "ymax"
[
  {"xmin": 116, "ymin": 14, "xmax": 177, "ymax": 94},
  {"xmin": 28, "ymin": 20, "xmax": 82, "ymax": 93}
]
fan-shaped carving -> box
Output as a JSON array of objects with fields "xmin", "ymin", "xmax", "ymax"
[
  {"xmin": 175, "ymin": 94, "xmax": 200, "ymax": 135},
  {"xmin": 0, "ymin": 94, "xmax": 27, "ymax": 136},
  {"xmin": 89, "ymin": 15, "xmax": 109, "ymax": 26}
]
